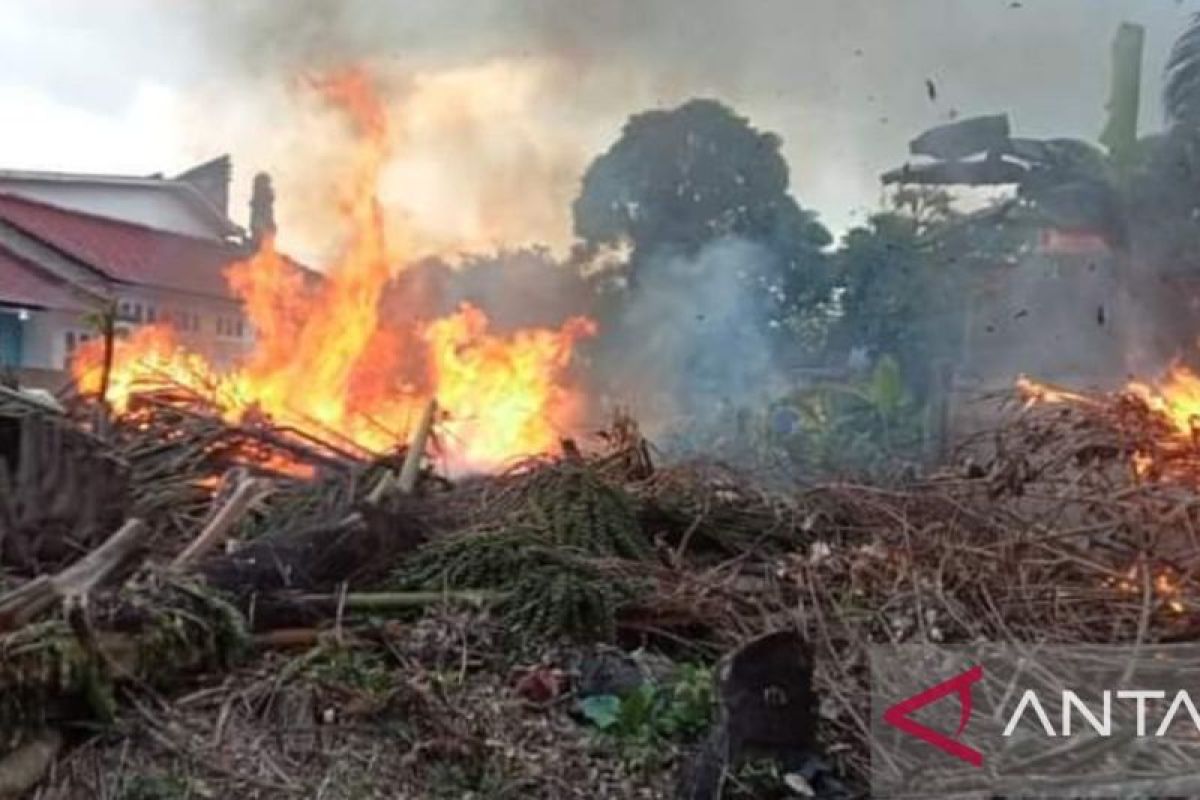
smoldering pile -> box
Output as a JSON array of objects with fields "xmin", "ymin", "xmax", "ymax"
[{"xmin": 2, "ymin": 380, "xmax": 1200, "ymax": 798}]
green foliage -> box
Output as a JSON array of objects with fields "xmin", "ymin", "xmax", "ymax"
[
  {"xmin": 573, "ymin": 98, "xmax": 831, "ymax": 341},
  {"xmin": 830, "ymin": 189, "xmax": 1030, "ymax": 402},
  {"xmin": 1, "ymin": 577, "xmax": 249, "ymax": 731},
  {"xmin": 397, "ymin": 533, "xmax": 636, "ymax": 642},
  {"xmin": 658, "ymin": 663, "xmax": 718, "ymax": 740},
  {"xmin": 493, "ymin": 550, "xmax": 633, "ymax": 642},
  {"xmin": 392, "ymin": 527, "xmax": 547, "ymax": 590},
  {"xmin": 691, "ymin": 356, "xmax": 924, "ymax": 479},
  {"xmin": 306, "ymin": 646, "xmax": 395, "ymax": 695},
  {"xmin": 525, "ymin": 464, "xmax": 650, "ymax": 559},
  {"xmin": 116, "ymin": 774, "xmax": 197, "ymax": 800},
  {"xmin": 580, "ymin": 664, "xmax": 715, "ymax": 770},
  {"xmin": 393, "ymin": 465, "xmax": 650, "ymax": 643}
]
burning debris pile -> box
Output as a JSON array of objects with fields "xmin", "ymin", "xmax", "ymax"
[
  {"xmin": 3, "ymin": 365, "xmax": 1200, "ymax": 797},
  {"xmin": 11, "ymin": 41, "xmax": 1200, "ymax": 799},
  {"xmin": 71, "ymin": 70, "xmax": 597, "ymax": 477}
]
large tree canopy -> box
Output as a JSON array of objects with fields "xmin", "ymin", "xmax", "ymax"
[{"xmin": 572, "ymin": 99, "xmax": 831, "ymax": 332}]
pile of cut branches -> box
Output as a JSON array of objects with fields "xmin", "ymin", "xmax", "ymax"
[{"xmin": 3, "ymin": 382, "xmax": 1200, "ymax": 796}]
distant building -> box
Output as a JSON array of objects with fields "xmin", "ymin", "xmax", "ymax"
[
  {"xmin": 958, "ymin": 227, "xmax": 1124, "ymax": 393},
  {"xmin": 0, "ymin": 156, "xmax": 265, "ymax": 388}
]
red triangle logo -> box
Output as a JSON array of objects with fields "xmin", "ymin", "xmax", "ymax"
[{"xmin": 882, "ymin": 664, "xmax": 984, "ymax": 767}]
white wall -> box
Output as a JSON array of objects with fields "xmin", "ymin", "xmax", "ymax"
[
  {"xmin": 21, "ymin": 308, "xmax": 85, "ymax": 370},
  {"xmin": 0, "ymin": 180, "xmax": 225, "ymax": 241},
  {"xmin": 16, "ymin": 287, "xmax": 252, "ymax": 375}
]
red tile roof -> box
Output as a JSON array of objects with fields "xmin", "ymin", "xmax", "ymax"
[
  {"xmin": 0, "ymin": 245, "xmax": 89, "ymax": 311},
  {"xmin": 0, "ymin": 193, "xmax": 245, "ymax": 299}
]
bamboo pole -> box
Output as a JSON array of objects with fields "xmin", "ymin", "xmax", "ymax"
[{"xmin": 398, "ymin": 399, "xmax": 437, "ymax": 494}]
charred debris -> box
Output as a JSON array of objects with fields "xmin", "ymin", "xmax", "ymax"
[{"xmin": 2, "ymin": 372, "xmax": 1200, "ymax": 797}]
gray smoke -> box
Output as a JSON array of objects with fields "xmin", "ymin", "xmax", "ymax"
[
  {"xmin": 165, "ymin": 0, "xmax": 1200, "ymax": 247},
  {"xmin": 588, "ymin": 238, "xmax": 786, "ymax": 439}
]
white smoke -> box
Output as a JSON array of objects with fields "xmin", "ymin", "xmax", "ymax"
[{"xmin": 589, "ymin": 237, "xmax": 788, "ymax": 438}]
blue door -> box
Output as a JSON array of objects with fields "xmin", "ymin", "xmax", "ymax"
[{"xmin": 0, "ymin": 311, "xmax": 23, "ymax": 367}]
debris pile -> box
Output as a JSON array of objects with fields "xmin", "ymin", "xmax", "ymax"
[{"xmin": 2, "ymin": 380, "xmax": 1200, "ymax": 797}]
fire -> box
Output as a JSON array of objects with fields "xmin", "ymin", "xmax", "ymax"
[
  {"xmin": 73, "ymin": 69, "xmax": 595, "ymax": 472},
  {"xmin": 1018, "ymin": 365, "xmax": 1200, "ymax": 483},
  {"xmin": 1015, "ymin": 375, "xmax": 1098, "ymax": 407},
  {"xmin": 1127, "ymin": 365, "xmax": 1200, "ymax": 439},
  {"xmin": 1109, "ymin": 562, "xmax": 1188, "ymax": 615}
]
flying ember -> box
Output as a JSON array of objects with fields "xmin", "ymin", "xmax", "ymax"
[{"xmin": 71, "ymin": 70, "xmax": 596, "ymax": 471}]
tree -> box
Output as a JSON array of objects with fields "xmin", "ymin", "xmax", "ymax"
[
  {"xmin": 831, "ymin": 189, "xmax": 1029, "ymax": 399},
  {"xmin": 1125, "ymin": 14, "xmax": 1200, "ymax": 275},
  {"xmin": 572, "ymin": 99, "xmax": 831, "ymax": 336}
]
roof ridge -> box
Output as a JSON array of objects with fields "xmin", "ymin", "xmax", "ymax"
[
  {"xmin": 0, "ymin": 167, "xmax": 246, "ymax": 238},
  {"xmin": 0, "ymin": 167, "xmax": 173, "ymax": 184}
]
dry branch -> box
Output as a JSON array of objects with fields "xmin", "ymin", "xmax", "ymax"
[
  {"xmin": 171, "ymin": 477, "xmax": 271, "ymax": 570},
  {"xmin": 0, "ymin": 518, "xmax": 147, "ymax": 632}
]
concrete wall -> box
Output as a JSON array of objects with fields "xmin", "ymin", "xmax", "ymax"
[{"xmin": 0, "ymin": 180, "xmax": 223, "ymax": 240}]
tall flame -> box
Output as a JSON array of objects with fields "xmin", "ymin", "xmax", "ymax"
[{"xmin": 73, "ymin": 69, "xmax": 595, "ymax": 471}]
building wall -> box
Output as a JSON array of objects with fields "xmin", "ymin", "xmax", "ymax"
[
  {"xmin": 21, "ymin": 307, "xmax": 84, "ymax": 370},
  {"xmin": 12, "ymin": 288, "xmax": 252, "ymax": 378},
  {"xmin": 0, "ymin": 180, "xmax": 223, "ymax": 241}
]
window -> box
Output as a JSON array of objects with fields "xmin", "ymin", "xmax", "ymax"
[{"xmin": 62, "ymin": 329, "xmax": 93, "ymax": 368}]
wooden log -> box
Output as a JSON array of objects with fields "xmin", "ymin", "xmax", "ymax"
[
  {"xmin": 197, "ymin": 502, "xmax": 430, "ymax": 618},
  {"xmin": 171, "ymin": 477, "xmax": 271, "ymax": 569},
  {"xmin": 0, "ymin": 518, "xmax": 147, "ymax": 632}
]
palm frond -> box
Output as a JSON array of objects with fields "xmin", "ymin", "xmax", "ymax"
[{"xmin": 1165, "ymin": 13, "xmax": 1200, "ymax": 125}]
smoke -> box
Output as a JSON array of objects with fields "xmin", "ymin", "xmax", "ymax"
[
  {"xmin": 166, "ymin": 0, "xmax": 1199, "ymax": 260},
  {"xmin": 381, "ymin": 248, "xmax": 595, "ymax": 333},
  {"xmin": 174, "ymin": 54, "xmax": 592, "ymax": 265},
  {"xmin": 587, "ymin": 238, "xmax": 787, "ymax": 438}
]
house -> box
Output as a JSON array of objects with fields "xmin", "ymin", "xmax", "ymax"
[{"xmin": 0, "ymin": 156, "xmax": 273, "ymax": 389}]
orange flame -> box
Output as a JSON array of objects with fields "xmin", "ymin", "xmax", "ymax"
[
  {"xmin": 73, "ymin": 69, "xmax": 595, "ymax": 472},
  {"xmin": 1127, "ymin": 365, "xmax": 1200, "ymax": 438}
]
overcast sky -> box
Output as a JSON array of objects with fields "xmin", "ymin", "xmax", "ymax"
[{"xmin": 1, "ymin": 0, "xmax": 1198, "ymax": 262}]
